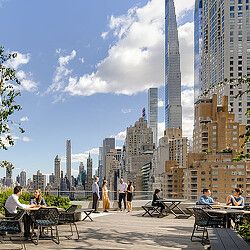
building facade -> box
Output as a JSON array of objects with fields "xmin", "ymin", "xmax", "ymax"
[
  {"xmin": 54, "ymin": 155, "xmax": 61, "ymax": 188},
  {"xmin": 33, "ymin": 170, "xmax": 46, "ymax": 193},
  {"xmin": 165, "ymin": 0, "xmax": 182, "ymax": 129},
  {"xmin": 66, "ymin": 140, "xmax": 71, "ymax": 187},
  {"xmin": 102, "ymin": 138, "xmax": 115, "ymax": 180},
  {"xmin": 148, "ymin": 88, "xmax": 158, "ymax": 145},
  {"xmin": 20, "ymin": 170, "xmax": 26, "ymax": 187}
]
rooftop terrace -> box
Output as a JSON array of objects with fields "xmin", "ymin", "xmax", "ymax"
[{"xmin": 2, "ymin": 211, "xmax": 206, "ymax": 250}]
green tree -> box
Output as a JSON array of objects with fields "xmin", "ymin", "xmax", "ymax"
[
  {"xmin": 0, "ymin": 46, "xmax": 24, "ymax": 168},
  {"xmin": 202, "ymin": 75, "xmax": 250, "ymax": 161}
]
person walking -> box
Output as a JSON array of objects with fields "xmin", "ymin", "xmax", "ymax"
[
  {"xmin": 92, "ymin": 177, "xmax": 100, "ymax": 213},
  {"xmin": 118, "ymin": 178, "xmax": 127, "ymax": 211},
  {"xmin": 102, "ymin": 180, "xmax": 110, "ymax": 212},
  {"xmin": 126, "ymin": 180, "xmax": 134, "ymax": 212}
]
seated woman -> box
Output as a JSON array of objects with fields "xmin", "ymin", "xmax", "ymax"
[
  {"xmin": 30, "ymin": 189, "xmax": 47, "ymax": 207},
  {"xmin": 226, "ymin": 188, "xmax": 244, "ymax": 207},
  {"xmin": 152, "ymin": 189, "xmax": 165, "ymax": 215}
]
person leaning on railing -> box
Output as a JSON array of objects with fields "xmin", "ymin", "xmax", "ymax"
[{"xmin": 197, "ymin": 188, "xmax": 220, "ymax": 205}]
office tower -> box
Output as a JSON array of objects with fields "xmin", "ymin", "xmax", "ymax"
[
  {"xmin": 193, "ymin": 95, "xmax": 246, "ymax": 153},
  {"xmin": 66, "ymin": 140, "xmax": 71, "ymax": 187},
  {"xmin": 20, "ymin": 170, "xmax": 26, "ymax": 187},
  {"xmin": 78, "ymin": 162, "xmax": 86, "ymax": 187},
  {"xmin": 98, "ymin": 147, "xmax": 103, "ymax": 183},
  {"xmin": 196, "ymin": 0, "xmax": 250, "ymax": 128},
  {"xmin": 194, "ymin": 0, "xmax": 203, "ymax": 103},
  {"xmin": 16, "ymin": 174, "xmax": 20, "ymax": 185},
  {"xmin": 54, "ymin": 155, "xmax": 61, "ymax": 188},
  {"xmin": 33, "ymin": 170, "xmax": 46, "ymax": 193},
  {"xmin": 49, "ymin": 174, "xmax": 55, "ymax": 184},
  {"xmin": 5, "ymin": 165, "xmax": 13, "ymax": 187},
  {"xmin": 165, "ymin": 0, "xmax": 182, "ymax": 129},
  {"xmin": 148, "ymin": 88, "xmax": 158, "ymax": 145},
  {"xmin": 102, "ymin": 138, "xmax": 115, "ymax": 179},
  {"xmin": 85, "ymin": 153, "xmax": 93, "ymax": 191}
]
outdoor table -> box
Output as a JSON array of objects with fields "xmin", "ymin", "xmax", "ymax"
[
  {"xmin": 204, "ymin": 209, "xmax": 250, "ymax": 228},
  {"xmin": 159, "ymin": 199, "xmax": 189, "ymax": 218},
  {"xmin": 211, "ymin": 205, "xmax": 244, "ymax": 209}
]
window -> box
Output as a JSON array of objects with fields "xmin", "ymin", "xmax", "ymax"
[
  {"xmin": 237, "ymin": 172, "xmax": 244, "ymax": 175},
  {"xmin": 213, "ymin": 143, "xmax": 217, "ymax": 147},
  {"xmin": 212, "ymin": 171, "xmax": 218, "ymax": 175},
  {"xmin": 213, "ymin": 126, "xmax": 216, "ymax": 129},
  {"xmin": 212, "ymin": 184, "xmax": 218, "ymax": 188},
  {"xmin": 201, "ymin": 171, "xmax": 206, "ymax": 175},
  {"xmin": 237, "ymin": 165, "xmax": 244, "ymax": 169},
  {"xmin": 232, "ymin": 171, "xmax": 237, "ymax": 175}
]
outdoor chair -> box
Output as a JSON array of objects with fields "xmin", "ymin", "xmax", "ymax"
[
  {"xmin": 191, "ymin": 207, "xmax": 224, "ymax": 244},
  {"xmin": 0, "ymin": 210, "xmax": 26, "ymax": 250},
  {"xmin": 59, "ymin": 205, "xmax": 79, "ymax": 240},
  {"xmin": 30, "ymin": 207, "xmax": 60, "ymax": 245}
]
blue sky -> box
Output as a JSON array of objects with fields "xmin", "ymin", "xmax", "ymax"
[{"xmin": 0, "ymin": 0, "xmax": 195, "ymax": 181}]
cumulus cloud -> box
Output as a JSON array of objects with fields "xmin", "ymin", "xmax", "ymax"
[
  {"xmin": 63, "ymin": 0, "xmax": 194, "ymax": 97},
  {"xmin": 47, "ymin": 50, "xmax": 76, "ymax": 95},
  {"xmin": 22, "ymin": 136, "xmax": 31, "ymax": 142},
  {"xmin": 174, "ymin": 0, "xmax": 195, "ymax": 20},
  {"xmin": 20, "ymin": 116, "xmax": 29, "ymax": 122},
  {"xmin": 4, "ymin": 52, "xmax": 38, "ymax": 92},
  {"xmin": 111, "ymin": 130, "xmax": 127, "ymax": 141},
  {"xmin": 101, "ymin": 31, "xmax": 108, "ymax": 39}
]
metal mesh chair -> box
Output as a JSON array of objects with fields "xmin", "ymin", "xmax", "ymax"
[
  {"xmin": 191, "ymin": 207, "xmax": 224, "ymax": 244},
  {"xmin": 59, "ymin": 205, "xmax": 79, "ymax": 240},
  {"xmin": 0, "ymin": 210, "xmax": 26, "ymax": 250},
  {"xmin": 30, "ymin": 207, "xmax": 60, "ymax": 245}
]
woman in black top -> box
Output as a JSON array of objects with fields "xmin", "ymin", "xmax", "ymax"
[
  {"xmin": 152, "ymin": 189, "xmax": 165, "ymax": 214},
  {"xmin": 126, "ymin": 180, "xmax": 134, "ymax": 212}
]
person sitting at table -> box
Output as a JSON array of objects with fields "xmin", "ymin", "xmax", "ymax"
[
  {"xmin": 226, "ymin": 188, "xmax": 244, "ymax": 207},
  {"xmin": 29, "ymin": 189, "xmax": 47, "ymax": 207},
  {"xmin": 152, "ymin": 189, "xmax": 165, "ymax": 215},
  {"xmin": 5, "ymin": 186, "xmax": 35, "ymax": 238},
  {"xmin": 197, "ymin": 188, "xmax": 220, "ymax": 205}
]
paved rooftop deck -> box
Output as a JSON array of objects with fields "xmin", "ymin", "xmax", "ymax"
[{"xmin": 2, "ymin": 211, "xmax": 205, "ymax": 250}]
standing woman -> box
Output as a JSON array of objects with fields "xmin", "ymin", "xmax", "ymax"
[
  {"xmin": 102, "ymin": 180, "xmax": 110, "ymax": 212},
  {"xmin": 126, "ymin": 180, "xmax": 134, "ymax": 212},
  {"xmin": 30, "ymin": 189, "xmax": 47, "ymax": 207}
]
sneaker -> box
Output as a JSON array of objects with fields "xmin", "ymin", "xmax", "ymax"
[
  {"xmin": 93, "ymin": 211, "xmax": 100, "ymax": 213},
  {"xmin": 103, "ymin": 210, "xmax": 109, "ymax": 212}
]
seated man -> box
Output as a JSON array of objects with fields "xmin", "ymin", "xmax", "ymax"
[
  {"xmin": 5, "ymin": 186, "xmax": 34, "ymax": 214},
  {"xmin": 197, "ymin": 188, "xmax": 220, "ymax": 205}
]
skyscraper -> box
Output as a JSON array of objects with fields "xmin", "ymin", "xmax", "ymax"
[
  {"xmin": 5, "ymin": 165, "xmax": 13, "ymax": 187},
  {"xmin": 194, "ymin": 0, "xmax": 203, "ymax": 103},
  {"xmin": 165, "ymin": 0, "xmax": 182, "ymax": 129},
  {"xmin": 20, "ymin": 170, "xmax": 26, "ymax": 187},
  {"xmin": 54, "ymin": 155, "xmax": 61, "ymax": 188},
  {"xmin": 195, "ymin": 0, "xmax": 250, "ymax": 130},
  {"xmin": 33, "ymin": 170, "xmax": 46, "ymax": 193},
  {"xmin": 98, "ymin": 147, "xmax": 103, "ymax": 183},
  {"xmin": 148, "ymin": 88, "xmax": 158, "ymax": 145},
  {"xmin": 66, "ymin": 140, "xmax": 71, "ymax": 187},
  {"xmin": 85, "ymin": 153, "xmax": 93, "ymax": 191},
  {"xmin": 102, "ymin": 138, "xmax": 115, "ymax": 179}
]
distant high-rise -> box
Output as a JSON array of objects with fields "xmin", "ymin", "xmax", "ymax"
[
  {"xmin": 33, "ymin": 170, "xmax": 46, "ymax": 193},
  {"xmin": 103, "ymin": 138, "xmax": 115, "ymax": 179},
  {"xmin": 85, "ymin": 153, "xmax": 93, "ymax": 191},
  {"xmin": 66, "ymin": 140, "xmax": 71, "ymax": 186},
  {"xmin": 148, "ymin": 88, "xmax": 158, "ymax": 145},
  {"xmin": 98, "ymin": 147, "xmax": 103, "ymax": 183},
  {"xmin": 78, "ymin": 162, "xmax": 86, "ymax": 187},
  {"xmin": 5, "ymin": 165, "xmax": 13, "ymax": 187},
  {"xmin": 194, "ymin": 0, "xmax": 203, "ymax": 103},
  {"xmin": 165, "ymin": 0, "xmax": 182, "ymax": 129},
  {"xmin": 54, "ymin": 155, "xmax": 61, "ymax": 188},
  {"xmin": 20, "ymin": 170, "xmax": 26, "ymax": 187}
]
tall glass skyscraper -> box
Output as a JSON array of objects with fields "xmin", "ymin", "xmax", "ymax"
[
  {"xmin": 194, "ymin": 0, "xmax": 203, "ymax": 103},
  {"xmin": 148, "ymin": 88, "xmax": 158, "ymax": 145},
  {"xmin": 165, "ymin": 0, "xmax": 182, "ymax": 129}
]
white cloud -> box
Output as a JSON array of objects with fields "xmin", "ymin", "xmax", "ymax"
[
  {"xmin": 47, "ymin": 50, "xmax": 76, "ymax": 95},
  {"xmin": 158, "ymin": 98, "xmax": 164, "ymax": 107},
  {"xmin": 20, "ymin": 116, "xmax": 29, "ymax": 122},
  {"xmin": 112, "ymin": 130, "xmax": 126, "ymax": 141},
  {"xmin": 121, "ymin": 108, "xmax": 132, "ymax": 114},
  {"xmin": 4, "ymin": 52, "xmax": 31, "ymax": 69},
  {"xmin": 79, "ymin": 57, "xmax": 85, "ymax": 63},
  {"xmin": 63, "ymin": 0, "xmax": 194, "ymax": 97},
  {"xmin": 174, "ymin": 0, "xmax": 195, "ymax": 19},
  {"xmin": 16, "ymin": 70, "xmax": 38, "ymax": 92},
  {"xmin": 22, "ymin": 136, "xmax": 31, "ymax": 142},
  {"xmin": 101, "ymin": 31, "xmax": 108, "ymax": 39}
]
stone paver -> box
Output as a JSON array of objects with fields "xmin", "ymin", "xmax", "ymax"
[{"xmin": 1, "ymin": 211, "xmax": 205, "ymax": 250}]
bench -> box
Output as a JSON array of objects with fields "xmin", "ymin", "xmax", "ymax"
[
  {"xmin": 141, "ymin": 202, "xmax": 161, "ymax": 217},
  {"xmin": 207, "ymin": 228, "xmax": 250, "ymax": 250},
  {"xmin": 76, "ymin": 208, "xmax": 94, "ymax": 221}
]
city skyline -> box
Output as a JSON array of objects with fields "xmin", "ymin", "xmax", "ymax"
[{"xmin": 0, "ymin": 0, "xmax": 195, "ymax": 181}]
